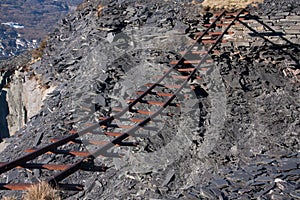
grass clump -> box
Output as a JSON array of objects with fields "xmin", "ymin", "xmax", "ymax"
[
  {"xmin": 23, "ymin": 182, "xmax": 61, "ymax": 200},
  {"xmin": 202, "ymin": 0, "xmax": 264, "ymax": 11},
  {"xmin": 31, "ymin": 37, "xmax": 48, "ymax": 60},
  {"xmin": 2, "ymin": 197, "xmax": 17, "ymax": 200}
]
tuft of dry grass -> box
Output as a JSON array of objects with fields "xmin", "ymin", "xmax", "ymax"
[
  {"xmin": 31, "ymin": 37, "xmax": 48, "ymax": 60},
  {"xmin": 97, "ymin": 4, "xmax": 105, "ymax": 17},
  {"xmin": 23, "ymin": 182, "xmax": 61, "ymax": 200},
  {"xmin": 202, "ymin": 0, "xmax": 264, "ymax": 11},
  {"xmin": 1, "ymin": 197, "xmax": 17, "ymax": 200}
]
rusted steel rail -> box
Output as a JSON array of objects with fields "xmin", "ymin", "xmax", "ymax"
[{"xmin": 0, "ymin": 9, "xmax": 248, "ymax": 191}]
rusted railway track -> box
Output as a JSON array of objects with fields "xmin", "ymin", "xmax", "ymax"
[{"xmin": 0, "ymin": 9, "xmax": 249, "ymax": 191}]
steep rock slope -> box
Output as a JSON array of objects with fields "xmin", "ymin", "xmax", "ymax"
[{"xmin": 0, "ymin": 0, "xmax": 299, "ymax": 199}]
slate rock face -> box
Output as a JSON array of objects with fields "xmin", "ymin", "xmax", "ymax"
[{"xmin": 0, "ymin": 0, "xmax": 299, "ymax": 199}]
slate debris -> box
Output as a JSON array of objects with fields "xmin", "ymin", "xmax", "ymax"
[
  {"xmin": 0, "ymin": 0, "xmax": 299, "ymax": 199},
  {"xmin": 192, "ymin": 152, "xmax": 300, "ymax": 199},
  {"xmin": 161, "ymin": 170, "xmax": 175, "ymax": 187}
]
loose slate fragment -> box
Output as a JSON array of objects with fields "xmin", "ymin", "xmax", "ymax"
[
  {"xmin": 34, "ymin": 131, "xmax": 44, "ymax": 146},
  {"xmin": 290, "ymin": 192, "xmax": 300, "ymax": 199},
  {"xmin": 213, "ymin": 179, "xmax": 229, "ymax": 188},
  {"xmin": 94, "ymin": 94, "xmax": 106, "ymax": 106},
  {"xmin": 286, "ymin": 169, "xmax": 300, "ymax": 176},
  {"xmin": 279, "ymin": 160, "xmax": 298, "ymax": 172},
  {"xmin": 209, "ymin": 187, "xmax": 223, "ymax": 199},
  {"xmin": 254, "ymin": 175, "xmax": 273, "ymax": 182},
  {"xmin": 253, "ymin": 182, "xmax": 275, "ymax": 199},
  {"xmin": 6, "ymin": 170, "xmax": 19, "ymax": 183},
  {"xmin": 199, "ymin": 187, "xmax": 215, "ymax": 199},
  {"xmin": 161, "ymin": 170, "xmax": 175, "ymax": 187}
]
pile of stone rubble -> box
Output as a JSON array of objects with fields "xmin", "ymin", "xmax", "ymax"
[{"xmin": 0, "ymin": 0, "xmax": 299, "ymax": 199}]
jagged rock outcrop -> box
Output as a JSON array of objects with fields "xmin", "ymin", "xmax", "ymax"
[
  {"xmin": 4, "ymin": 69, "xmax": 55, "ymax": 136},
  {"xmin": 0, "ymin": 59, "xmax": 56, "ymax": 138}
]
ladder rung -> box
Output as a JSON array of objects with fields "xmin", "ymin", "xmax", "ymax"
[
  {"xmin": 180, "ymin": 50, "xmax": 220, "ymax": 55},
  {"xmin": 170, "ymin": 60, "xmax": 213, "ymax": 65},
  {"xmin": 210, "ymin": 18, "xmax": 245, "ymax": 23},
  {"xmin": 203, "ymin": 23, "xmax": 238, "ymax": 27},
  {"xmin": 100, "ymin": 116, "xmax": 149, "ymax": 123},
  {"xmin": 105, "ymin": 132, "xmax": 122, "ymax": 137},
  {"xmin": 101, "ymin": 122, "xmax": 133, "ymax": 129},
  {"xmin": 25, "ymin": 149, "xmax": 91, "ymax": 157},
  {"xmin": 155, "ymin": 75, "xmax": 201, "ymax": 80},
  {"xmin": 201, "ymin": 39, "xmax": 228, "ymax": 44},
  {"xmin": 127, "ymin": 99, "xmax": 164, "ymax": 106},
  {"xmin": 144, "ymin": 83, "xmax": 181, "ymax": 89},
  {"xmin": 112, "ymin": 107, "xmax": 154, "ymax": 115},
  {"xmin": 0, "ymin": 183, "xmax": 84, "ymax": 191},
  {"xmin": 195, "ymin": 31, "xmax": 234, "ymax": 37},
  {"xmin": 0, "ymin": 162, "xmax": 106, "ymax": 172},
  {"xmin": 136, "ymin": 91, "xmax": 173, "ymax": 97},
  {"xmin": 50, "ymin": 138, "xmax": 108, "ymax": 146},
  {"xmin": 127, "ymin": 99, "xmax": 180, "ymax": 107},
  {"xmin": 177, "ymin": 67, "xmax": 208, "ymax": 72}
]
